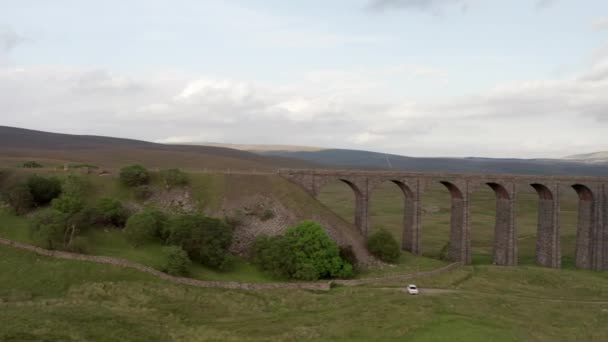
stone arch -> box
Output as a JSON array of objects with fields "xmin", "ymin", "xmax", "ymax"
[
  {"xmin": 369, "ymin": 179, "xmax": 420, "ymax": 254},
  {"xmin": 530, "ymin": 183, "xmax": 560, "ymax": 268},
  {"xmin": 571, "ymin": 184, "xmax": 600, "ymax": 270},
  {"xmin": 316, "ymin": 177, "xmax": 370, "ymax": 237},
  {"xmin": 486, "ymin": 182, "xmax": 517, "ymax": 266},
  {"xmin": 439, "ymin": 181, "xmax": 470, "ymax": 264}
]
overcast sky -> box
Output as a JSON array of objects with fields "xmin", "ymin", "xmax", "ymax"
[{"xmin": 1, "ymin": 0, "xmax": 608, "ymax": 158}]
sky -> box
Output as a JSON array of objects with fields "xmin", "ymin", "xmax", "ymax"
[{"xmin": 1, "ymin": 0, "xmax": 608, "ymax": 158}]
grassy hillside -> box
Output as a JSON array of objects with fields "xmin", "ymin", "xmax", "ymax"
[{"xmin": 0, "ymin": 126, "xmax": 317, "ymax": 170}]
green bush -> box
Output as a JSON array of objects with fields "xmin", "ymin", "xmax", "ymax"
[
  {"xmin": 22, "ymin": 161, "xmax": 43, "ymax": 168},
  {"xmin": 252, "ymin": 235, "xmax": 295, "ymax": 279},
  {"xmin": 160, "ymin": 168, "xmax": 188, "ymax": 189},
  {"xmin": 124, "ymin": 209, "xmax": 166, "ymax": 247},
  {"xmin": 164, "ymin": 214, "xmax": 233, "ymax": 269},
  {"xmin": 367, "ymin": 228, "xmax": 401, "ymax": 263},
  {"xmin": 29, "ymin": 209, "xmax": 68, "ymax": 250},
  {"xmin": 26, "ymin": 175, "xmax": 62, "ymax": 206},
  {"xmin": 252, "ymin": 220, "xmax": 353, "ymax": 280},
  {"xmin": 6, "ymin": 183, "xmax": 34, "ymax": 215},
  {"xmin": 119, "ymin": 164, "xmax": 150, "ymax": 187},
  {"xmin": 61, "ymin": 175, "xmax": 88, "ymax": 197},
  {"xmin": 51, "ymin": 194, "xmax": 85, "ymax": 215},
  {"xmin": 162, "ymin": 245, "xmax": 191, "ymax": 276},
  {"xmin": 95, "ymin": 198, "xmax": 129, "ymax": 227}
]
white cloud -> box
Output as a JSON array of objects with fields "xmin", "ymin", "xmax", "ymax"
[
  {"xmin": 592, "ymin": 17, "xmax": 608, "ymax": 31},
  {"xmin": 2, "ymin": 53, "xmax": 608, "ymax": 158}
]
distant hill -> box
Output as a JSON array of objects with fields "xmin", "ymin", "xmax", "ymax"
[
  {"xmin": 0, "ymin": 126, "xmax": 318, "ymax": 170},
  {"xmin": 564, "ymin": 151, "xmax": 608, "ymax": 164},
  {"xmin": 257, "ymin": 148, "xmax": 608, "ymax": 176}
]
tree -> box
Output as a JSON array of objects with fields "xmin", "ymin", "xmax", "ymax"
[
  {"xmin": 159, "ymin": 168, "xmax": 188, "ymax": 189},
  {"xmin": 62, "ymin": 175, "xmax": 88, "ymax": 197},
  {"xmin": 252, "ymin": 235, "xmax": 296, "ymax": 279},
  {"xmin": 119, "ymin": 165, "xmax": 150, "ymax": 187},
  {"xmin": 124, "ymin": 209, "xmax": 166, "ymax": 246},
  {"xmin": 52, "ymin": 194, "xmax": 85, "ymax": 215},
  {"xmin": 252, "ymin": 220, "xmax": 353, "ymax": 280},
  {"xmin": 95, "ymin": 198, "xmax": 129, "ymax": 227},
  {"xmin": 164, "ymin": 214, "xmax": 233, "ymax": 269},
  {"xmin": 26, "ymin": 175, "xmax": 62, "ymax": 206},
  {"xmin": 284, "ymin": 220, "xmax": 353, "ymax": 280},
  {"xmin": 29, "ymin": 209, "xmax": 67, "ymax": 250},
  {"xmin": 162, "ymin": 246, "xmax": 191, "ymax": 276},
  {"xmin": 367, "ymin": 228, "xmax": 401, "ymax": 263},
  {"xmin": 6, "ymin": 183, "xmax": 34, "ymax": 215}
]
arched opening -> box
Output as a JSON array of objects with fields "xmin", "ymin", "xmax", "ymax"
[
  {"xmin": 468, "ymin": 184, "xmax": 499, "ymax": 264},
  {"xmin": 530, "ymin": 183, "xmax": 560, "ymax": 268},
  {"xmin": 514, "ymin": 186, "xmax": 539, "ymax": 265},
  {"xmin": 316, "ymin": 178, "xmax": 365, "ymax": 234},
  {"xmin": 369, "ymin": 180, "xmax": 416, "ymax": 254},
  {"xmin": 419, "ymin": 183, "xmax": 451, "ymax": 260}
]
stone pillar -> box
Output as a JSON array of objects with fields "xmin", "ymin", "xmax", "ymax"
[
  {"xmin": 573, "ymin": 184, "xmax": 596, "ymax": 270},
  {"xmin": 401, "ymin": 180, "xmax": 422, "ymax": 255},
  {"xmin": 442, "ymin": 181, "xmax": 471, "ymax": 264},
  {"xmin": 532, "ymin": 183, "xmax": 560, "ymax": 269},
  {"xmin": 354, "ymin": 189, "xmax": 370, "ymax": 237},
  {"xmin": 488, "ymin": 182, "xmax": 517, "ymax": 266}
]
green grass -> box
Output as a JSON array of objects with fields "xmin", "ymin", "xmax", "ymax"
[
  {"xmin": 318, "ymin": 181, "xmax": 580, "ymax": 266},
  {"xmin": 2, "ymin": 244, "xmax": 608, "ymax": 341}
]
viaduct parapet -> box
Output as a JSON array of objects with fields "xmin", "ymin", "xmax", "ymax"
[{"xmin": 278, "ymin": 169, "xmax": 608, "ymax": 271}]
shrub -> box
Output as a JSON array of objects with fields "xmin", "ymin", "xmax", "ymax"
[
  {"xmin": 160, "ymin": 168, "xmax": 188, "ymax": 189},
  {"xmin": 164, "ymin": 214, "xmax": 233, "ymax": 269},
  {"xmin": 29, "ymin": 209, "xmax": 68, "ymax": 250},
  {"xmin": 253, "ymin": 220, "xmax": 353, "ymax": 280},
  {"xmin": 61, "ymin": 175, "xmax": 88, "ymax": 197},
  {"xmin": 124, "ymin": 209, "xmax": 166, "ymax": 247},
  {"xmin": 162, "ymin": 246, "xmax": 191, "ymax": 276},
  {"xmin": 51, "ymin": 194, "xmax": 85, "ymax": 215},
  {"xmin": 6, "ymin": 183, "xmax": 34, "ymax": 215},
  {"xmin": 22, "ymin": 161, "xmax": 43, "ymax": 168},
  {"xmin": 119, "ymin": 164, "xmax": 150, "ymax": 187},
  {"xmin": 95, "ymin": 198, "xmax": 129, "ymax": 227},
  {"xmin": 367, "ymin": 228, "xmax": 401, "ymax": 263},
  {"xmin": 252, "ymin": 235, "xmax": 295, "ymax": 279},
  {"xmin": 26, "ymin": 175, "xmax": 62, "ymax": 206}
]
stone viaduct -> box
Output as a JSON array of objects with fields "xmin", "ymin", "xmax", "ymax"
[{"xmin": 278, "ymin": 169, "xmax": 608, "ymax": 271}]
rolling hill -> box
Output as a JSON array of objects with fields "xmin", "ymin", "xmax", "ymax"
[
  {"xmin": 257, "ymin": 148, "xmax": 608, "ymax": 176},
  {"xmin": 0, "ymin": 126, "xmax": 318, "ymax": 171}
]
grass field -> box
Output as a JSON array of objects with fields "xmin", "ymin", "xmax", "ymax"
[
  {"xmin": 2, "ymin": 169, "xmax": 608, "ymax": 340},
  {"xmin": 2, "ymin": 243, "xmax": 608, "ymax": 341},
  {"xmin": 318, "ymin": 181, "xmax": 580, "ymax": 267}
]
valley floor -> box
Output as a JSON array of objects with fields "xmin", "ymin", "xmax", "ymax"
[{"xmin": 2, "ymin": 244, "xmax": 608, "ymax": 341}]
